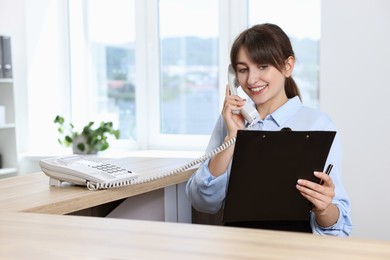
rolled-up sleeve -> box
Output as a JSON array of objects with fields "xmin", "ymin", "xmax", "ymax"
[
  {"xmin": 185, "ymin": 115, "xmax": 229, "ymax": 213},
  {"xmin": 311, "ymin": 201, "xmax": 352, "ymax": 236},
  {"xmin": 186, "ymin": 158, "xmax": 228, "ymax": 213}
]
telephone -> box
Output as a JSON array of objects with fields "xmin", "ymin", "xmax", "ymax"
[
  {"xmin": 40, "ymin": 156, "xmax": 139, "ymax": 190},
  {"xmin": 228, "ymin": 64, "xmax": 261, "ymax": 127}
]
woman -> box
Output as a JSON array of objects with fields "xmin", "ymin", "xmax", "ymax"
[{"xmin": 185, "ymin": 23, "xmax": 352, "ymax": 236}]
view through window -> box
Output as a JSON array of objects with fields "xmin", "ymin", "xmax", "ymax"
[
  {"xmin": 78, "ymin": 0, "xmax": 136, "ymax": 140},
  {"xmin": 158, "ymin": 0, "xmax": 220, "ymax": 135}
]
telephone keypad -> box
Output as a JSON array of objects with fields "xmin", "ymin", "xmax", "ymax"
[{"xmin": 91, "ymin": 163, "xmax": 132, "ymax": 177}]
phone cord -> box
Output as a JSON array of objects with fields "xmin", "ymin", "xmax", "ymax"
[
  {"xmin": 159, "ymin": 136, "xmax": 236, "ymax": 175},
  {"xmin": 86, "ymin": 136, "xmax": 236, "ymax": 191}
]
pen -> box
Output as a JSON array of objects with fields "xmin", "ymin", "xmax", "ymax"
[{"xmin": 320, "ymin": 164, "xmax": 333, "ymax": 185}]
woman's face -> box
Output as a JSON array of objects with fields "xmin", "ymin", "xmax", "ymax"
[{"xmin": 235, "ymin": 46, "xmax": 293, "ymax": 109}]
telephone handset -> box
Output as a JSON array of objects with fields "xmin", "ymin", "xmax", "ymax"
[{"xmin": 228, "ymin": 64, "xmax": 261, "ymax": 127}]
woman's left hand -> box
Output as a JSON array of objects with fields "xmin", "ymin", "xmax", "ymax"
[{"xmin": 296, "ymin": 171, "xmax": 335, "ymax": 216}]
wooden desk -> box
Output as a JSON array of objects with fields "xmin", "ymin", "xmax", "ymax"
[
  {"xmin": 0, "ymin": 212, "xmax": 389, "ymax": 259},
  {"xmin": 0, "ymin": 157, "xmax": 195, "ymax": 214}
]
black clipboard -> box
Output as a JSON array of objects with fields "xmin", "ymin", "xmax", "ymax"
[{"xmin": 223, "ymin": 130, "xmax": 336, "ymax": 225}]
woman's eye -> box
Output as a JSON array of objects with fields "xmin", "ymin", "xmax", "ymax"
[
  {"xmin": 258, "ymin": 65, "xmax": 268, "ymax": 70},
  {"xmin": 238, "ymin": 68, "xmax": 248, "ymax": 73}
]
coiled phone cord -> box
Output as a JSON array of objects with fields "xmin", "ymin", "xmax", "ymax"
[{"xmin": 87, "ymin": 136, "xmax": 237, "ymax": 190}]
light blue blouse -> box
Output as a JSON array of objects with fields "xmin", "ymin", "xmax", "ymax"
[{"xmin": 186, "ymin": 96, "xmax": 352, "ymax": 236}]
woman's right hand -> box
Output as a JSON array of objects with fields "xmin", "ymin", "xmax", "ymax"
[
  {"xmin": 209, "ymin": 85, "xmax": 246, "ymax": 177},
  {"xmin": 222, "ymin": 84, "xmax": 246, "ymax": 138}
]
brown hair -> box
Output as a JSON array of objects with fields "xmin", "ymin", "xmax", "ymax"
[{"xmin": 230, "ymin": 23, "xmax": 301, "ymax": 100}]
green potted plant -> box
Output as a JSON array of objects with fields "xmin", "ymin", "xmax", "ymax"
[{"xmin": 54, "ymin": 115, "xmax": 120, "ymax": 154}]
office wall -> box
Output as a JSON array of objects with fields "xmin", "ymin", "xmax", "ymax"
[{"xmin": 321, "ymin": 0, "xmax": 390, "ymax": 240}]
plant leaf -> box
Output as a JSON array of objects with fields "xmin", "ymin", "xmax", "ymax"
[
  {"xmin": 77, "ymin": 143, "xmax": 85, "ymax": 152},
  {"xmin": 65, "ymin": 136, "xmax": 73, "ymax": 143}
]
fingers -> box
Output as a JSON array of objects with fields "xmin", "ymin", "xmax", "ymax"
[
  {"xmin": 296, "ymin": 184, "xmax": 332, "ymax": 212},
  {"xmin": 222, "ymin": 85, "xmax": 246, "ymax": 133},
  {"xmin": 297, "ymin": 184, "xmax": 331, "ymax": 204},
  {"xmin": 296, "ymin": 171, "xmax": 335, "ymax": 211},
  {"xmin": 315, "ymin": 171, "xmax": 331, "ymax": 185},
  {"xmin": 296, "ymin": 177, "xmax": 335, "ymax": 199},
  {"xmin": 299, "ymin": 171, "xmax": 334, "ymax": 189},
  {"xmin": 225, "ymin": 84, "xmax": 230, "ymax": 96},
  {"xmin": 224, "ymin": 85, "xmax": 246, "ymax": 112}
]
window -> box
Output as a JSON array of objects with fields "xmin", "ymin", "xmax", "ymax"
[
  {"xmin": 248, "ymin": 0, "xmax": 321, "ymax": 108},
  {"xmin": 33, "ymin": 0, "xmax": 320, "ymax": 153}
]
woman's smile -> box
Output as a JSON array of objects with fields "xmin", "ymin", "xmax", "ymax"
[{"xmin": 249, "ymin": 84, "xmax": 268, "ymax": 94}]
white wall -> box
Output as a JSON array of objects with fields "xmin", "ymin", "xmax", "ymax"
[
  {"xmin": 1, "ymin": 0, "xmax": 390, "ymax": 240},
  {"xmin": 0, "ymin": 0, "xmax": 28, "ymax": 154},
  {"xmin": 24, "ymin": 0, "xmax": 70, "ymax": 154},
  {"xmin": 321, "ymin": 0, "xmax": 390, "ymax": 240}
]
